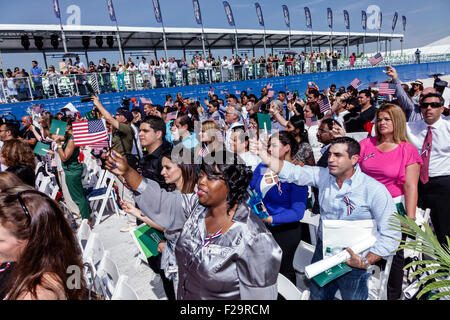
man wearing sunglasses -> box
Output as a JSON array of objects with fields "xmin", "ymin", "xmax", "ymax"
[{"xmin": 406, "ymin": 93, "xmax": 450, "ymax": 246}]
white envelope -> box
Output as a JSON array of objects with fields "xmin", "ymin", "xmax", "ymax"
[{"xmin": 322, "ymin": 219, "xmax": 377, "ymax": 257}]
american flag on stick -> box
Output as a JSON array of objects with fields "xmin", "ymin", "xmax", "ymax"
[
  {"xmin": 378, "ymin": 83, "xmax": 396, "ymax": 95},
  {"xmin": 369, "ymin": 81, "xmax": 378, "ymax": 88},
  {"xmin": 318, "ymin": 97, "xmax": 331, "ymax": 113},
  {"xmin": 140, "ymin": 97, "xmax": 152, "ymax": 104},
  {"xmin": 350, "ymin": 78, "xmax": 362, "ymax": 89},
  {"xmin": 305, "ymin": 116, "xmax": 318, "ymax": 127},
  {"xmin": 369, "ymin": 53, "xmax": 384, "ymax": 66},
  {"xmin": 91, "ymin": 139, "xmax": 110, "ymax": 154},
  {"xmin": 166, "ymin": 111, "xmax": 178, "ymax": 121},
  {"xmin": 266, "ymin": 83, "xmax": 273, "ymax": 89},
  {"xmin": 235, "ymin": 90, "xmax": 241, "ymax": 95},
  {"xmin": 72, "ymin": 119, "xmax": 108, "ymax": 147}
]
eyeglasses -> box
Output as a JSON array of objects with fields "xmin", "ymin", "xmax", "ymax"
[
  {"xmin": 16, "ymin": 192, "xmax": 32, "ymax": 223},
  {"xmin": 420, "ymin": 102, "xmax": 442, "ymax": 109}
]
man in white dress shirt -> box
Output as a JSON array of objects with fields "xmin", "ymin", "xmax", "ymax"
[{"xmin": 406, "ymin": 92, "xmax": 450, "ymax": 245}]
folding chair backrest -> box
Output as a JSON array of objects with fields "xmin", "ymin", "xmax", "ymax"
[
  {"xmin": 83, "ymin": 232, "xmax": 105, "ymax": 270},
  {"xmin": 96, "ymin": 250, "xmax": 121, "ymax": 299},
  {"xmin": 300, "ymin": 209, "xmax": 320, "ymax": 246},
  {"xmin": 277, "ymin": 273, "xmax": 305, "ymax": 300},
  {"xmin": 111, "ymin": 276, "xmax": 139, "ymax": 300},
  {"xmin": 77, "ymin": 219, "xmax": 92, "ymax": 251},
  {"xmin": 293, "ymin": 240, "xmax": 315, "ymax": 273}
]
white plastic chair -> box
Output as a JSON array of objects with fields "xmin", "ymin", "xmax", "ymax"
[
  {"xmin": 89, "ymin": 171, "xmax": 120, "ymax": 226},
  {"xmin": 95, "ymin": 250, "xmax": 121, "ymax": 299},
  {"xmin": 293, "ymin": 240, "xmax": 316, "ymax": 290},
  {"xmin": 277, "ymin": 273, "xmax": 310, "ymax": 300},
  {"xmin": 367, "ymin": 255, "xmax": 394, "ymax": 300},
  {"xmin": 77, "ymin": 219, "xmax": 91, "ymax": 252},
  {"xmin": 111, "ymin": 275, "xmax": 139, "ymax": 300},
  {"xmin": 300, "ymin": 209, "xmax": 320, "ymax": 246}
]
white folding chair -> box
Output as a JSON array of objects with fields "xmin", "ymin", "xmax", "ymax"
[
  {"xmin": 89, "ymin": 171, "xmax": 120, "ymax": 226},
  {"xmin": 277, "ymin": 273, "xmax": 310, "ymax": 300},
  {"xmin": 77, "ymin": 219, "xmax": 92, "ymax": 252},
  {"xmin": 367, "ymin": 256, "xmax": 394, "ymax": 300},
  {"xmin": 293, "ymin": 240, "xmax": 316, "ymax": 290},
  {"xmin": 300, "ymin": 208, "xmax": 320, "ymax": 246},
  {"xmin": 111, "ymin": 275, "xmax": 139, "ymax": 300},
  {"xmin": 95, "ymin": 250, "xmax": 122, "ymax": 299}
]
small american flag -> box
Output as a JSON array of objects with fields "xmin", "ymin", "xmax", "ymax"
[
  {"xmin": 305, "ymin": 116, "xmax": 318, "ymax": 127},
  {"xmin": 284, "ymin": 84, "xmax": 288, "ymax": 90},
  {"xmin": 215, "ymin": 131, "xmax": 224, "ymax": 142},
  {"xmin": 247, "ymin": 87, "xmax": 252, "ymax": 91},
  {"xmin": 140, "ymin": 97, "xmax": 152, "ymax": 104},
  {"xmin": 166, "ymin": 111, "xmax": 178, "ymax": 121},
  {"xmin": 266, "ymin": 83, "xmax": 273, "ymax": 89},
  {"xmin": 378, "ymin": 83, "xmax": 396, "ymax": 95},
  {"xmin": 287, "ymin": 92, "xmax": 294, "ymax": 100},
  {"xmin": 369, "ymin": 53, "xmax": 383, "ymax": 66},
  {"xmin": 235, "ymin": 90, "xmax": 241, "ymax": 95},
  {"xmin": 91, "ymin": 139, "xmax": 110, "ymax": 154},
  {"xmin": 350, "ymin": 78, "xmax": 362, "ymax": 89},
  {"xmin": 369, "ymin": 81, "xmax": 378, "ymax": 88},
  {"xmin": 72, "ymin": 119, "xmax": 108, "ymax": 146},
  {"xmin": 209, "ymin": 86, "xmax": 215, "ymax": 93},
  {"xmin": 318, "ymin": 97, "xmax": 331, "ymax": 113},
  {"xmin": 198, "ymin": 146, "xmax": 208, "ymax": 157},
  {"xmin": 220, "ymin": 90, "xmax": 228, "ymax": 95}
]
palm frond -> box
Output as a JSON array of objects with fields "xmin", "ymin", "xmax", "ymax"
[{"xmin": 416, "ymin": 280, "xmax": 450, "ymax": 300}]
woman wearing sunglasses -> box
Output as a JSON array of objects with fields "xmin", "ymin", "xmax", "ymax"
[
  {"xmin": 106, "ymin": 149, "xmax": 281, "ymax": 300},
  {"xmin": 0, "ymin": 188, "xmax": 86, "ymax": 300}
]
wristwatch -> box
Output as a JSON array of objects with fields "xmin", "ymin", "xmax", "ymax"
[{"xmin": 362, "ymin": 256, "xmax": 371, "ymax": 269}]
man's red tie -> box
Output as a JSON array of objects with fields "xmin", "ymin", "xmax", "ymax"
[{"xmin": 420, "ymin": 126, "xmax": 433, "ymax": 184}]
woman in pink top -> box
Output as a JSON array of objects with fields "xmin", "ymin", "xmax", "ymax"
[{"xmin": 358, "ymin": 103, "xmax": 422, "ymax": 300}]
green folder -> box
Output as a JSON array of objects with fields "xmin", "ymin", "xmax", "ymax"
[
  {"xmin": 312, "ymin": 263, "xmax": 352, "ymax": 287},
  {"xmin": 130, "ymin": 224, "xmax": 164, "ymax": 259},
  {"xmin": 33, "ymin": 141, "xmax": 50, "ymax": 157},
  {"xmin": 49, "ymin": 120, "xmax": 67, "ymax": 136},
  {"xmin": 257, "ymin": 112, "xmax": 271, "ymax": 133}
]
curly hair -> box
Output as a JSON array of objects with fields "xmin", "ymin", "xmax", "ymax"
[
  {"xmin": 200, "ymin": 150, "xmax": 253, "ymax": 214},
  {"xmin": 0, "ymin": 139, "xmax": 36, "ymax": 171}
]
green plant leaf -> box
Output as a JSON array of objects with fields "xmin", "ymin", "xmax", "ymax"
[
  {"xmin": 408, "ymin": 266, "xmax": 444, "ymax": 280},
  {"xmin": 417, "ymin": 280, "xmax": 450, "ymax": 299},
  {"xmin": 429, "ymin": 290, "xmax": 450, "ymax": 301},
  {"xmin": 404, "ymin": 260, "xmax": 440, "ymax": 269},
  {"xmin": 418, "ymin": 272, "xmax": 450, "ymax": 286}
]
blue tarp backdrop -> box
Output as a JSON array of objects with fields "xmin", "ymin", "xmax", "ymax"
[{"xmin": 2, "ymin": 61, "xmax": 449, "ymax": 121}]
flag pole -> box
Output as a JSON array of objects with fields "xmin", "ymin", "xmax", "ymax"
[{"xmin": 58, "ymin": 14, "xmax": 68, "ymax": 53}]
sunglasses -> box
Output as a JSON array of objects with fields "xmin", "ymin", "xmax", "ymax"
[
  {"xmin": 420, "ymin": 102, "xmax": 442, "ymax": 109},
  {"xmin": 16, "ymin": 192, "xmax": 32, "ymax": 223}
]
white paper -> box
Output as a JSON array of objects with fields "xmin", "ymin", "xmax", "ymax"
[
  {"xmin": 321, "ymin": 219, "xmax": 377, "ymax": 258},
  {"xmin": 304, "ymin": 235, "xmax": 377, "ymax": 279},
  {"xmin": 346, "ymin": 132, "xmax": 369, "ymax": 142},
  {"xmin": 62, "ymin": 102, "xmax": 79, "ymax": 113}
]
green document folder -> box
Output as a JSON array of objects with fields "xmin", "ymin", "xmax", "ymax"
[
  {"xmin": 33, "ymin": 141, "xmax": 50, "ymax": 157},
  {"xmin": 312, "ymin": 262, "xmax": 352, "ymax": 287},
  {"xmin": 257, "ymin": 112, "xmax": 272, "ymax": 133},
  {"xmin": 130, "ymin": 224, "xmax": 164, "ymax": 260},
  {"xmin": 49, "ymin": 120, "xmax": 67, "ymax": 136}
]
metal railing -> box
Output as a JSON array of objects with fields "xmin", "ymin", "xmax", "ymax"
[{"xmin": 1, "ymin": 53, "xmax": 449, "ymax": 104}]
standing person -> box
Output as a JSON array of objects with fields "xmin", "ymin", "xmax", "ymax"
[
  {"xmin": 249, "ymin": 131, "xmax": 308, "ymax": 284},
  {"xmin": 0, "ymin": 189, "xmax": 87, "ymax": 300},
  {"xmin": 138, "ymin": 57, "xmax": 150, "ymax": 90},
  {"xmin": 252, "ymin": 136, "xmax": 400, "ymax": 300},
  {"xmin": 197, "ymin": 56, "xmax": 205, "ymax": 85},
  {"xmin": 345, "ymin": 89, "xmax": 377, "ymax": 134},
  {"xmin": 359, "ymin": 104, "xmax": 422, "ymax": 300},
  {"xmin": 120, "ymin": 149, "xmax": 198, "ymax": 300},
  {"xmin": 407, "ymin": 93, "xmax": 450, "ymax": 246},
  {"xmin": 29, "ymin": 61, "xmax": 43, "ymax": 99},
  {"xmin": 168, "ymin": 58, "xmax": 178, "ymax": 87},
  {"xmin": 350, "ymin": 53, "xmax": 356, "ymax": 68},
  {"xmin": 179, "ymin": 57, "xmax": 189, "ymax": 86},
  {"xmin": 410, "ymin": 80, "xmax": 423, "ymax": 105},
  {"xmin": 415, "ymin": 49, "xmax": 421, "ymax": 64},
  {"xmin": 229, "ymin": 126, "xmax": 260, "ymax": 171},
  {"xmin": 326, "ymin": 52, "xmax": 332, "ymax": 72},
  {"xmin": 116, "ymin": 61, "xmax": 125, "ymax": 92},
  {"xmin": 127, "ymin": 61, "xmax": 138, "ymax": 91},
  {"xmin": 224, "ymin": 104, "xmax": 243, "ymax": 151},
  {"xmin": 303, "ymin": 102, "xmax": 322, "ymax": 163},
  {"xmin": 332, "ymin": 52, "xmax": 338, "ymax": 71},
  {"xmin": 53, "ymin": 119, "xmax": 92, "ymax": 224},
  {"xmin": 105, "ymin": 149, "xmax": 282, "ymax": 299},
  {"xmin": 18, "ymin": 116, "xmax": 39, "ymax": 148},
  {"xmin": 97, "ymin": 58, "xmax": 112, "ymax": 93},
  {"xmin": 285, "ymin": 115, "xmax": 315, "ymax": 166}
]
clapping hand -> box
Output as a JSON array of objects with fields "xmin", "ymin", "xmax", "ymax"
[{"xmin": 331, "ymin": 123, "xmax": 346, "ymax": 138}]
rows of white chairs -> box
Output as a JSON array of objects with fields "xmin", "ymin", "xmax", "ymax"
[{"xmin": 76, "ymin": 219, "xmax": 139, "ymax": 300}]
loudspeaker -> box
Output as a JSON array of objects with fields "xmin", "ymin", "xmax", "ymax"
[
  {"xmin": 96, "ymin": 36, "xmax": 103, "ymax": 48},
  {"xmin": 21, "ymin": 35, "xmax": 30, "ymax": 50}
]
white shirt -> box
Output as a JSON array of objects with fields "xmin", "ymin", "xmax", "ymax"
[
  {"xmin": 197, "ymin": 60, "xmax": 205, "ymax": 69},
  {"xmin": 127, "ymin": 65, "xmax": 138, "ymax": 72},
  {"xmin": 225, "ymin": 121, "xmax": 242, "ymax": 152},
  {"xmin": 333, "ymin": 110, "xmax": 350, "ymax": 127},
  {"xmin": 407, "ymin": 117, "xmax": 450, "ymax": 178},
  {"xmin": 305, "ymin": 123, "xmax": 322, "ymax": 163},
  {"xmin": 239, "ymin": 151, "xmax": 261, "ymax": 172},
  {"xmin": 138, "ymin": 62, "xmax": 149, "ymax": 73}
]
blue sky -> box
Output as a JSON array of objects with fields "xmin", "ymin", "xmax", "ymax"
[{"xmin": 1, "ymin": 0, "xmax": 449, "ymax": 70}]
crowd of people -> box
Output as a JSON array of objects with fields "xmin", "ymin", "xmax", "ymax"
[
  {"xmin": 0, "ymin": 62, "xmax": 448, "ymax": 300},
  {"xmin": 2, "ymin": 50, "xmax": 402, "ymax": 103}
]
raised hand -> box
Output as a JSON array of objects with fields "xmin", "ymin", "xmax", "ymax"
[{"xmin": 105, "ymin": 150, "xmax": 130, "ymax": 176}]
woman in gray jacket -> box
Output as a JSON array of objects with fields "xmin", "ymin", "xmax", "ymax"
[{"xmin": 106, "ymin": 149, "xmax": 282, "ymax": 300}]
